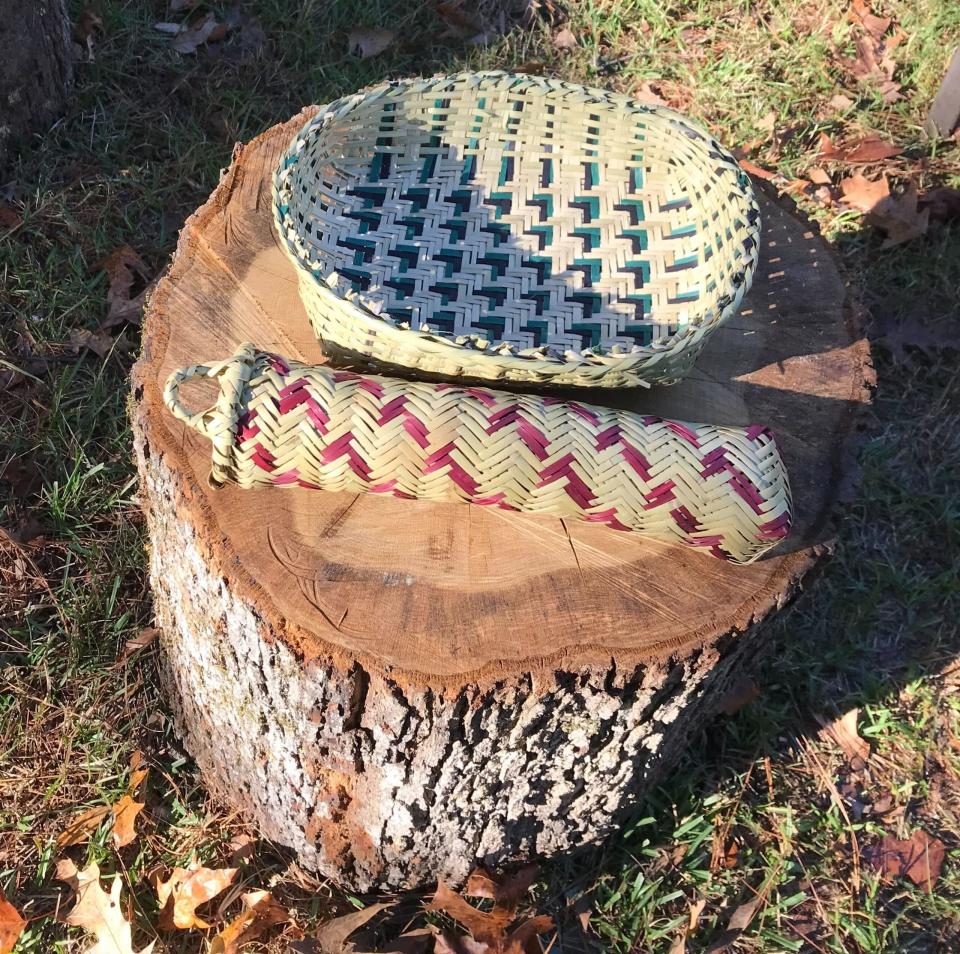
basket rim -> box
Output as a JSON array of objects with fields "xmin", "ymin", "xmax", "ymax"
[{"xmin": 272, "ymin": 70, "xmax": 760, "ymax": 375}]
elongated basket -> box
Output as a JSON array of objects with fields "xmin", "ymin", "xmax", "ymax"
[
  {"xmin": 273, "ymin": 71, "xmax": 760, "ymax": 389},
  {"xmin": 164, "ymin": 346, "xmax": 792, "ymax": 563}
]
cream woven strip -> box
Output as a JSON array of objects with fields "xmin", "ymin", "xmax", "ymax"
[
  {"xmin": 165, "ymin": 345, "xmax": 792, "ymax": 564},
  {"xmin": 274, "ymin": 71, "xmax": 760, "ymax": 388}
]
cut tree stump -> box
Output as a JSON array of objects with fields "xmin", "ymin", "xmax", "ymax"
[{"xmin": 131, "ymin": 111, "xmax": 873, "ymax": 891}]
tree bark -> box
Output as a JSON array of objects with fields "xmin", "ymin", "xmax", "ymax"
[
  {"xmin": 0, "ymin": 0, "xmax": 72, "ymax": 169},
  {"xmin": 131, "ymin": 113, "xmax": 873, "ymax": 892}
]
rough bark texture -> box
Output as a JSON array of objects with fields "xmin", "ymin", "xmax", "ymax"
[
  {"xmin": 135, "ymin": 421, "xmax": 778, "ymax": 891},
  {"xmin": 0, "ymin": 0, "xmax": 72, "ymax": 170},
  {"xmin": 131, "ymin": 115, "xmax": 872, "ymax": 891}
]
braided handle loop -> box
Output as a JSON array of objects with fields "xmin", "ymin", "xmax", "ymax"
[{"xmin": 163, "ymin": 362, "xmax": 218, "ymax": 436}]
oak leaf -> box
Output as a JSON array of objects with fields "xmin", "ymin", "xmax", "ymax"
[
  {"xmin": 57, "ymin": 859, "xmax": 155, "ymax": 954},
  {"xmin": 817, "ymin": 708, "xmax": 871, "ymax": 762},
  {"xmin": 308, "ymin": 901, "xmax": 393, "ymax": 952},
  {"xmin": 866, "ymin": 830, "xmax": 946, "ymax": 892},
  {"xmin": 552, "ymin": 27, "xmax": 577, "ymax": 51},
  {"xmin": 153, "ymin": 863, "xmax": 238, "ymax": 930},
  {"xmin": 111, "ymin": 795, "xmax": 145, "ymax": 849},
  {"xmin": 209, "ymin": 890, "xmax": 289, "ymax": 953},
  {"xmin": 0, "ymin": 889, "xmax": 26, "ymax": 954},
  {"xmin": 98, "ymin": 245, "xmax": 151, "ymax": 329},
  {"xmin": 121, "ymin": 626, "xmax": 159, "ymax": 661},
  {"xmin": 865, "ymin": 181, "xmax": 930, "ymax": 247},
  {"xmin": 840, "ymin": 173, "xmax": 890, "ymax": 212},
  {"xmin": 56, "ymin": 804, "xmax": 111, "ymax": 849}
]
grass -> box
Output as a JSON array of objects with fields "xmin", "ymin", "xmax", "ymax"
[{"xmin": 1, "ymin": 0, "xmax": 959, "ymax": 951}]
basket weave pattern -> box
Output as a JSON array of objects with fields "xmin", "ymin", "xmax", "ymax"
[
  {"xmin": 164, "ymin": 346, "xmax": 792, "ymax": 564},
  {"xmin": 274, "ymin": 72, "xmax": 760, "ymax": 388}
]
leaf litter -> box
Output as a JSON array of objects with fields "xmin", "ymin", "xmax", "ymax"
[
  {"xmin": 57, "ymin": 860, "xmax": 155, "ymax": 954},
  {"xmin": 0, "ymin": 889, "xmax": 26, "ymax": 954}
]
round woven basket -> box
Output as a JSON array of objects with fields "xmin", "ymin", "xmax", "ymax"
[{"xmin": 274, "ymin": 71, "xmax": 760, "ymax": 388}]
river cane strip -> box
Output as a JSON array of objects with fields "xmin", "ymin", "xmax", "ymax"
[{"xmin": 164, "ymin": 345, "xmax": 792, "ymax": 563}]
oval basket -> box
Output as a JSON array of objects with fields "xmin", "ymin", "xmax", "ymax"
[{"xmin": 273, "ymin": 71, "xmax": 760, "ymax": 388}]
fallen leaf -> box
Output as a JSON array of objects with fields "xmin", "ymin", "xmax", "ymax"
[
  {"xmin": 209, "ymin": 890, "xmax": 289, "ymax": 953},
  {"xmin": 866, "ymin": 181, "xmax": 930, "ymax": 247},
  {"xmin": 432, "ymin": 931, "xmax": 488, "ymax": 954},
  {"xmin": 111, "ymin": 794, "xmax": 145, "ymax": 849},
  {"xmin": 56, "ymin": 805, "xmax": 111, "ymax": 849},
  {"xmin": 435, "ymin": 2, "xmax": 485, "ymax": 36},
  {"xmin": 0, "ymin": 889, "xmax": 26, "ymax": 954},
  {"xmin": 121, "ymin": 626, "xmax": 159, "ymax": 660},
  {"xmin": 70, "ymin": 327, "xmax": 116, "ymax": 359},
  {"xmin": 347, "ymin": 28, "xmax": 395, "ymax": 59},
  {"xmin": 817, "ymin": 708, "xmax": 871, "ymax": 762},
  {"xmin": 465, "ymin": 868, "xmax": 499, "ymax": 900},
  {"xmin": 848, "ymin": 0, "xmax": 891, "ymax": 42},
  {"xmin": 841, "ymin": 138, "xmax": 901, "ymax": 162},
  {"xmin": 154, "ymin": 13, "xmax": 221, "ymax": 54},
  {"xmin": 809, "ymin": 167, "xmax": 832, "ymax": 185},
  {"xmin": 737, "ymin": 157, "xmax": 777, "ymax": 181},
  {"xmin": 311, "ymin": 902, "xmax": 393, "ymax": 952},
  {"xmin": 719, "ymin": 675, "xmax": 759, "ymax": 715},
  {"xmin": 378, "ymin": 928, "xmax": 434, "ymax": 953},
  {"xmin": 756, "ymin": 110, "xmax": 777, "ymax": 133},
  {"xmin": 57, "ymin": 860, "xmax": 155, "ymax": 954},
  {"xmin": 73, "ymin": 6, "xmax": 103, "ymax": 61},
  {"xmin": 830, "ymin": 93, "xmax": 856, "ymax": 110},
  {"xmin": 98, "ymin": 245, "xmax": 151, "ymax": 329},
  {"xmin": 633, "ymin": 81, "xmax": 670, "ymax": 108},
  {"xmin": 818, "ymin": 134, "xmax": 900, "ymax": 162},
  {"xmin": 866, "ymin": 830, "xmax": 946, "ymax": 892},
  {"xmin": 0, "ymin": 202, "xmax": 22, "ymax": 230},
  {"xmin": 154, "ymin": 863, "xmax": 238, "ymax": 930},
  {"xmin": 552, "ymin": 27, "xmax": 577, "ymax": 51},
  {"xmin": 919, "ymin": 186, "xmax": 960, "ymax": 224},
  {"xmin": 872, "ymin": 311, "xmax": 960, "ymax": 366},
  {"xmin": 840, "ymin": 172, "xmax": 891, "ymax": 212},
  {"xmin": 429, "ymin": 872, "xmax": 552, "ymax": 953}
]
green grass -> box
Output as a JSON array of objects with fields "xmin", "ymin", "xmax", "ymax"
[{"xmin": 1, "ymin": 1, "xmax": 959, "ymax": 952}]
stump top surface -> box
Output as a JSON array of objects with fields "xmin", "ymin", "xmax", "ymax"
[{"xmin": 135, "ymin": 110, "xmax": 872, "ymax": 684}]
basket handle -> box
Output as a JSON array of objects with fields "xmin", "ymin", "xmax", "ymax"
[{"xmin": 163, "ymin": 362, "xmax": 220, "ymax": 437}]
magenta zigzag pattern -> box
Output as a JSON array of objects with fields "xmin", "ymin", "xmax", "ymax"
[{"xmin": 185, "ymin": 348, "xmax": 793, "ymax": 564}]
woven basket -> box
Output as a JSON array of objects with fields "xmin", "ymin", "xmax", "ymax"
[
  {"xmin": 164, "ymin": 345, "xmax": 792, "ymax": 563},
  {"xmin": 273, "ymin": 71, "xmax": 760, "ymax": 389}
]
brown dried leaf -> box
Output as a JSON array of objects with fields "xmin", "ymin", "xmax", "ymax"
[
  {"xmin": 121, "ymin": 626, "xmax": 159, "ymax": 660},
  {"xmin": 98, "ymin": 245, "xmax": 151, "ymax": 329},
  {"xmin": 866, "ymin": 181, "xmax": 930, "ymax": 247},
  {"xmin": 57, "ymin": 860, "xmax": 155, "ymax": 954},
  {"xmin": 375, "ymin": 928, "xmax": 435, "ymax": 954},
  {"xmin": 552, "ymin": 26, "xmax": 577, "ymax": 51},
  {"xmin": 465, "ymin": 868, "xmax": 499, "ymax": 900},
  {"xmin": 429, "ymin": 882, "xmax": 512, "ymax": 945},
  {"xmin": 153, "ymin": 13, "xmax": 221, "ymax": 54},
  {"xmin": 841, "ymin": 138, "xmax": 901, "ymax": 162},
  {"xmin": 154, "ymin": 863, "xmax": 238, "ymax": 930},
  {"xmin": 347, "ymin": 28, "xmax": 395, "ymax": 59},
  {"xmin": 311, "ymin": 901, "xmax": 393, "ymax": 953},
  {"xmin": 719, "ymin": 675, "xmax": 759, "ymax": 715},
  {"xmin": 873, "ymin": 311, "xmax": 960, "ymax": 366},
  {"xmin": 840, "ymin": 173, "xmax": 891, "ymax": 212},
  {"xmin": 56, "ymin": 805, "xmax": 111, "ymax": 849},
  {"xmin": 817, "ymin": 708, "xmax": 871, "ymax": 762},
  {"xmin": 111, "ymin": 794, "xmax": 145, "ymax": 849},
  {"xmin": 209, "ymin": 890, "xmax": 289, "ymax": 953},
  {"xmin": 918, "ymin": 186, "xmax": 960, "ymax": 223},
  {"xmin": 809, "ymin": 167, "xmax": 833, "ymax": 185},
  {"xmin": 0, "ymin": 202, "xmax": 22, "ymax": 231},
  {"xmin": 70, "ymin": 327, "xmax": 116, "ymax": 360},
  {"xmin": 633, "ymin": 81, "xmax": 670, "ymax": 108},
  {"xmin": 848, "ymin": 0, "xmax": 891, "ymax": 41},
  {"xmin": 736, "ymin": 158, "xmax": 777, "ymax": 181},
  {"xmin": 830, "ymin": 93, "xmax": 856, "ymax": 110},
  {"xmin": 503, "ymin": 914, "xmax": 554, "ymax": 954},
  {"xmin": 433, "ymin": 931, "xmax": 489, "ymax": 954},
  {"xmin": 435, "ymin": 2, "xmax": 485, "ymax": 36},
  {"xmin": 0, "ymin": 889, "xmax": 26, "ymax": 954},
  {"xmin": 866, "ymin": 830, "xmax": 946, "ymax": 892}
]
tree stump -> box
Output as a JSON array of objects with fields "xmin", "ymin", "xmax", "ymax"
[{"xmin": 131, "ymin": 111, "xmax": 873, "ymax": 891}]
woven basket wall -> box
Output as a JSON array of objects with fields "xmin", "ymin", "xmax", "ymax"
[
  {"xmin": 164, "ymin": 346, "xmax": 792, "ymax": 564},
  {"xmin": 273, "ymin": 72, "xmax": 760, "ymax": 389}
]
